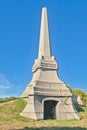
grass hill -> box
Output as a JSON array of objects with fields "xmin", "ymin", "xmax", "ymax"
[{"xmin": 0, "ymin": 98, "xmax": 87, "ymax": 130}]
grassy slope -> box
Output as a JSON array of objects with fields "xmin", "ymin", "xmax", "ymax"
[{"xmin": 0, "ymin": 99, "xmax": 87, "ymax": 130}]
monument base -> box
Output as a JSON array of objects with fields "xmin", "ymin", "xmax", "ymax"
[
  {"xmin": 20, "ymin": 81, "xmax": 80, "ymax": 120},
  {"xmin": 20, "ymin": 95, "xmax": 80, "ymax": 120}
]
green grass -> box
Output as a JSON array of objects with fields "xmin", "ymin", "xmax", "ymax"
[
  {"xmin": 0, "ymin": 98, "xmax": 28, "ymax": 122},
  {"xmin": 0, "ymin": 98, "xmax": 87, "ymax": 130}
]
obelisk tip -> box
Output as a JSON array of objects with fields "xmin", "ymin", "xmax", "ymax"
[
  {"xmin": 42, "ymin": 7, "xmax": 47, "ymax": 10},
  {"xmin": 42, "ymin": 7, "xmax": 47, "ymax": 12}
]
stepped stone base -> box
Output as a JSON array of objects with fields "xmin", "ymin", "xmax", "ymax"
[
  {"xmin": 20, "ymin": 95, "xmax": 80, "ymax": 120},
  {"xmin": 20, "ymin": 81, "xmax": 80, "ymax": 120}
]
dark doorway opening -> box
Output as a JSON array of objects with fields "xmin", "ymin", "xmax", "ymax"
[{"xmin": 44, "ymin": 100, "xmax": 58, "ymax": 119}]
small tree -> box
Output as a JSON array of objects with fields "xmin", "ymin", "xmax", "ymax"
[{"xmin": 72, "ymin": 88, "xmax": 87, "ymax": 106}]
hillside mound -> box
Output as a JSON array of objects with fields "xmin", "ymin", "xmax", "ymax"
[{"xmin": 0, "ymin": 98, "xmax": 87, "ymax": 130}]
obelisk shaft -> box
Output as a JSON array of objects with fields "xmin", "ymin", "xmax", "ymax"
[{"xmin": 38, "ymin": 7, "xmax": 51, "ymax": 58}]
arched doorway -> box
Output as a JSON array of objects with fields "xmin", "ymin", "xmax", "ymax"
[{"xmin": 44, "ymin": 100, "xmax": 58, "ymax": 119}]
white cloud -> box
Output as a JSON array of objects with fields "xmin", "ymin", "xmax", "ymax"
[
  {"xmin": 0, "ymin": 74, "xmax": 22, "ymax": 98},
  {"xmin": 0, "ymin": 74, "xmax": 15, "ymax": 89}
]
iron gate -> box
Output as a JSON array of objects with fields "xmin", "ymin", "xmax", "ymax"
[{"xmin": 44, "ymin": 100, "xmax": 58, "ymax": 119}]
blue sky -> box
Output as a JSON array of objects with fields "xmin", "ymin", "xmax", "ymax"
[{"xmin": 0, "ymin": 0, "xmax": 87, "ymax": 97}]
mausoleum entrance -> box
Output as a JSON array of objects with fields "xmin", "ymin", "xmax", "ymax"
[{"xmin": 44, "ymin": 100, "xmax": 58, "ymax": 119}]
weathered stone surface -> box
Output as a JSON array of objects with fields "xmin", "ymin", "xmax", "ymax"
[{"xmin": 20, "ymin": 7, "xmax": 80, "ymax": 120}]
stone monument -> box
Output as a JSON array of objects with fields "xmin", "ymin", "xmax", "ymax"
[{"xmin": 20, "ymin": 7, "xmax": 80, "ymax": 120}]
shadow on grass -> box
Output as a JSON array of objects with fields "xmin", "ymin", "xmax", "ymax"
[
  {"xmin": 14, "ymin": 127, "xmax": 87, "ymax": 130},
  {"xmin": 75, "ymin": 104, "xmax": 84, "ymax": 112}
]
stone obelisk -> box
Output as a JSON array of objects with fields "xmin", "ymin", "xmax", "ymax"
[{"xmin": 20, "ymin": 7, "xmax": 80, "ymax": 120}]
